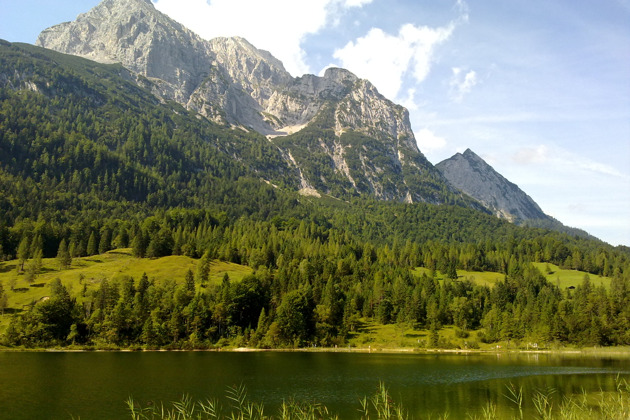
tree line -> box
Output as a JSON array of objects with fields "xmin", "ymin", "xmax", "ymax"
[{"xmin": 3, "ymin": 211, "xmax": 629, "ymax": 348}]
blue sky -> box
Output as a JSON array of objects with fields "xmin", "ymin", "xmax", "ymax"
[{"xmin": 1, "ymin": 0, "xmax": 629, "ymax": 246}]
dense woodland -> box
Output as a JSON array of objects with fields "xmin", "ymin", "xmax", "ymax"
[{"xmin": 1, "ymin": 41, "xmax": 629, "ymax": 349}]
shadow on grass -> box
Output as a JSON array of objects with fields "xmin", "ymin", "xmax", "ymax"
[
  {"xmin": 29, "ymin": 283, "xmax": 45, "ymax": 288},
  {"xmin": 107, "ymin": 250, "xmax": 131, "ymax": 256},
  {"xmin": 0, "ymin": 264, "xmax": 16, "ymax": 274},
  {"xmin": 1, "ymin": 307, "xmax": 24, "ymax": 315},
  {"xmin": 404, "ymin": 332, "xmax": 427, "ymax": 339}
]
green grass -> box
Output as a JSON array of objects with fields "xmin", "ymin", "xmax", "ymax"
[
  {"xmin": 413, "ymin": 264, "xmax": 611, "ymax": 290},
  {"xmin": 0, "ymin": 249, "xmax": 253, "ymax": 333},
  {"xmin": 125, "ymin": 379, "xmax": 630, "ymax": 420},
  {"xmin": 412, "ymin": 267, "xmax": 505, "ymax": 287},
  {"xmin": 346, "ymin": 318, "xmax": 491, "ymax": 351},
  {"xmin": 532, "ymin": 262, "xmax": 611, "ymax": 290}
]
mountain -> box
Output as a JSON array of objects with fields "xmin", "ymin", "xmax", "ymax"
[
  {"xmin": 3, "ymin": 27, "xmax": 629, "ymax": 354},
  {"xmin": 435, "ymin": 149, "xmax": 596, "ymax": 238},
  {"xmin": 436, "ymin": 148, "xmax": 550, "ymax": 223},
  {"xmin": 35, "ymin": 0, "xmax": 467, "ymax": 205},
  {"xmin": 0, "ymin": 39, "xmax": 296, "ymax": 223}
]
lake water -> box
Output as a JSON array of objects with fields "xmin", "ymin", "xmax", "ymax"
[{"xmin": 1, "ymin": 351, "xmax": 629, "ymax": 419}]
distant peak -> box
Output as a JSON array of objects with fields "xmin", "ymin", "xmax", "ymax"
[
  {"xmin": 462, "ymin": 148, "xmax": 479, "ymax": 158},
  {"xmin": 97, "ymin": 0, "xmax": 156, "ymax": 10},
  {"xmin": 107, "ymin": 0, "xmax": 154, "ymax": 6}
]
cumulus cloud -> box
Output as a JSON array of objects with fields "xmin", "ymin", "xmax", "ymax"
[
  {"xmin": 416, "ymin": 128, "xmax": 447, "ymax": 153},
  {"xmin": 332, "ymin": 22, "xmax": 454, "ymax": 101},
  {"xmin": 152, "ymin": 0, "xmax": 373, "ymax": 76},
  {"xmin": 449, "ymin": 67, "xmax": 477, "ymax": 102}
]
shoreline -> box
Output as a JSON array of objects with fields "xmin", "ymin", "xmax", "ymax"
[{"xmin": 1, "ymin": 345, "xmax": 628, "ymax": 357}]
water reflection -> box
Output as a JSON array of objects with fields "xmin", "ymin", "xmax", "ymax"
[{"xmin": 0, "ymin": 351, "xmax": 628, "ymax": 419}]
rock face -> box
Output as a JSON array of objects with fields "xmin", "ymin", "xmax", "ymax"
[
  {"xmin": 436, "ymin": 149, "xmax": 550, "ymax": 223},
  {"xmin": 36, "ymin": 0, "xmax": 461, "ymax": 204}
]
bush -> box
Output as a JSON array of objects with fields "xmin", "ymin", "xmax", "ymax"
[{"xmin": 455, "ymin": 328, "xmax": 470, "ymax": 338}]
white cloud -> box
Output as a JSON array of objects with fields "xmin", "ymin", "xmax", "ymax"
[
  {"xmin": 511, "ymin": 144, "xmax": 629, "ymax": 179},
  {"xmin": 511, "ymin": 145, "xmax": 550, "ymax": 165},
  {"xmin": 152, "ymin": 0, "xmax": 373, "ymax": 76},
  {"xmin": 398, "ymin": 88, "xmax": 419, "ymax": 111},
  {"xmin": 332, "ymin": 22, "xmax": 454, "ymax": 100},
  {"xmin": 416, "ymin": 128, "xmax": 447, "ymax": 153},
  {"xmin": 343, "ymin": 0, "xmax": 373, "ymax": 6},
  {"xmin": 449, "ymin": 67, "xmax": 477, "ymax": 102},
  {"xmin": 454, "ymin": 0, "xmax": 470, "ymax": 21}
]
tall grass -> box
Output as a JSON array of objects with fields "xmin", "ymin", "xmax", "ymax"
[{"xmin": 126, "ymin": 379, "xmax": 630, "ymax": 420}]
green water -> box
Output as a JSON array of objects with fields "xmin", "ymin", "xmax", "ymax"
[{"xmin": 0, "ymin": 351, "xmax": 628, "ymax": 419}]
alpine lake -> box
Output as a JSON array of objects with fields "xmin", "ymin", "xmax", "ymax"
[{"xmin": 1, "ymin": 350, "xmax": 629, "ymax": 419}]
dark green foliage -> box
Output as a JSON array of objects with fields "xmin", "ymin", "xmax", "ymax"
[
  {"xmin": 3, "ymin": 210, "xmax": 629, "ymax": 349},
  {"xmin": 56, "ymin": 239, "xmax": 71, "ymax": 269},
  {"xmin": 1, "ymin": 41, "xmax": 629, "ymax": 349}
]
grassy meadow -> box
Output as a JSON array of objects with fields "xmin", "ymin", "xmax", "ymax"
[
  {"xmin": 412, "ymin": 266, "xmax": 505, "ymax": 287},
  {"xmin": 0, "ymin": 252, "xmax": 614, "ymax": 348},
  {"xmin": 413, "ymin": 263, "xmax": 611, "ymax": 290},
  {"xmin": 0, "ymin": 249, "xmax": 252, "ymax": 333}
]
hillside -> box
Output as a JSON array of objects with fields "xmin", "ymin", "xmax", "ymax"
[{"xmin": 0, "ymin": 12, "xmax": 629, "ymax": 350}]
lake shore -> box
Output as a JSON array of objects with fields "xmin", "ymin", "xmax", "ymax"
[{"xmin": 1, "ymin": 344, "xmax": 629, "ymax": 357}]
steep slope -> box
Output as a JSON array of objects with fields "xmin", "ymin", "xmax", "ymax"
[
  {"xmin": 436, "ymin": 149, "xmax": 550, "ymax": 223},
  {"xmin": 35, "ymin": 0, "xmax": 466, "ymax": 205},
  {"xmin": 0, "ymin": 40, "xmax": 297, "ymax": 223}
]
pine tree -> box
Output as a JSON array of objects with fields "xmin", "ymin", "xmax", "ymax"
[
  {"xmin": 196, "ymin": 251, "xmax": 211, "ymax": 286},
  {"xmin": 132, "ymin": 231, "xmax": 146, "ymax": 258},
  {"xmin": 74, "ymin": 240, "xmax": 87, "ymax": 258},
  {"xmin": 17, "ymin": 235, "xmax": 30, "ymax": 273},
  {"xmin": 24, "ymin": 248, "xmax": 43, "ymax": 283},
  {"xmin": 0, "ymin": 281, "xmax": 7, "ymax": 315},
  {"xmin": 99, "ymin": 229, "xmax": 111, "ymax": 254},
  {"xmin": 86, "ymin": 232, "xmax": 98, "ymax": 256},
  {"xmin": 57, "ymin": 239, "xmax": 72, "ymax": 270},
  {"xmin": 185, "ymin": 269, "xmax": 195, "ymax": 294}
]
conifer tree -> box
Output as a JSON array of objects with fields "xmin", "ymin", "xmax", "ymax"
[
  {"xmin": 0, "ymin": 281, "xmax": 6, "ymax": 315},
  {"xmin": 185, "ymin": 269, "xmax": 195, "ymax": 294},
  {"xmin": 132, "ymin": 231, "xmax": 146, "ymax": 258},
  {"xmin": 196, "ymin": 251, "xmax": 211, "ymax": 286},
  {"xmin": 57, "ymin": 239, "xmax": 72, "ymax": 270},
  {"xmin": 99, "ymin": 229, "xmax": 111, "ymax": 254},
  {"xmin": 24, "ymin": 248, "xmax": 43, "ymax": 283},
  {"xmin": 86, "ymin": 232, "xmax": 98, "ymax": 256},
  {"xmin": 17, "ymin": 235, "xmax": 30, "ymax": 273}
]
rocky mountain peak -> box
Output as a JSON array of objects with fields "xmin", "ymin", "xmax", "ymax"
[
  {"xmin": 34, "ymin": 0, "xmax": 462, "ymax": 205},
  {"xmin": 323, "ymin": 67, "xmax": 359, "ymax": 85},
  {"xmin": 37, "ymin": 0, "xmax": 212, "ymax": 102},
  {"xmin": 462, "ymin": 148, "xmax": 479, "ymax": 158},
  {"xmin": 437, "ymin": 149, "xmax": 549, "ymax": 223}
]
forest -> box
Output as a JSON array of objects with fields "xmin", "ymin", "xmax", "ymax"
[
  {"xmin": 1, "ymin": 40, "xmax": 629, "ymax": 349},
  {"xmin": 2, "ymin": 208, "xmax": 629, "ymax": 349}
]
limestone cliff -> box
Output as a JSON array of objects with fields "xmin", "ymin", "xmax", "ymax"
[{"xmin": 36, "ymin": 0, "xmax": 462, "ymax": 204}]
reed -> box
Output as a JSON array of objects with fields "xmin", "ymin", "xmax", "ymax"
[{"xmin": 125, "ymin": 378, "xmax": 630, "ymax": 420}]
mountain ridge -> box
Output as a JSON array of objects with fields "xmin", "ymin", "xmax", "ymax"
[{"xmin": 35, "ymin": 0, "xmax": 470, "ymax": 206}]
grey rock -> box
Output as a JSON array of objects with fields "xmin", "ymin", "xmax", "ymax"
[
  {"xmin": 35, "ymin": 0, "xmax": 458, "ymax": 204},
  {"xmin": 437, "ymin": 149, "xmax": 549, "ymax": 223}
]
